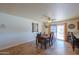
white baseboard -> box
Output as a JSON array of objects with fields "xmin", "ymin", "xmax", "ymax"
[{"xmin": 0, "ymin": 39, "xmax": 34, "ymax": 51}]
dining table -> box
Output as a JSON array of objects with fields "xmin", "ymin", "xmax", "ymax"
[
  {"xmin": 75, "ymin": 34, "xmax": 79, "ymax": 39},
  {"xmin": 36, "ymin": 34, "xmax": 50, "ymax": 49}
]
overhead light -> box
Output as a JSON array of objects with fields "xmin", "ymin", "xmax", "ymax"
[{"xmin": 48, "ymin": 20, "xmax": 52, "ymax": 23}]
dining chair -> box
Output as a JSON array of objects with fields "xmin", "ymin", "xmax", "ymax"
[
  {"xmin": 71, "ymin": 32, "xmax": 79, "ymax": 50},
  {"xmin": 36, "ymin": 33, "xmax": 41, "ymax": 48},
  {"xmin": 70, "ymin": 32, "xmax": 77, "ymax": 51},
  {"xmin": 67, "ymin": 32, "xmax": 72, "ymax": 42},
  {"xmin": 49, "ymin": 32, "xmax": 54, "ymax": 46},
  {"xmin": 66, "ymin": 32, "xmax": 79, "ymax": 51},
  {"xmin": 36, "ymin": 33, "xmax": 50, "ymax": 49}
]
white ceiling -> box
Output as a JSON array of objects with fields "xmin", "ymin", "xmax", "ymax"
[{"xmin": 0, "ymin": 3, "xmax": 79, "ymax": 22}]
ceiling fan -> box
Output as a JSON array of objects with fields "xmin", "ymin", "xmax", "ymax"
[
  {"xmin": 42, "ymin": 15, "xmax": 56, "ymax": 23},
  {"xmin": 42, "ymin": 15, "xmax": 56, "ymax": 28}
]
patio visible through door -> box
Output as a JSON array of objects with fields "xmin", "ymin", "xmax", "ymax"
[
  {"xmin": 57, "ymin": 24, "xmax": 65, "ymax": 40},
  {"xmin": 51, "ymin": 24, "xmax": 65, "ymax": 40}
]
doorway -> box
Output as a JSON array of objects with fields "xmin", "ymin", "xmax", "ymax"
[
  {"xmin": 51, "ymin": 24, "xmax": 65, "ymax": 41},
  {"xmin": 57, "ymin": 24, "xmax": 65, "ymax": 40}
]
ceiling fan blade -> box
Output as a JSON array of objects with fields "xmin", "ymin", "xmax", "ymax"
[
  {"xmin": 51, "ymin": 19, "xmax": 56, "ymax": 20},
  {"xmin": 42, "ymin": 15, "xmax": 56, "ymax": 21}
]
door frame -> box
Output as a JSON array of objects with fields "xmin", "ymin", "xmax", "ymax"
[{"xmin": 51, "ymin": 23, "xmax": 67, "ymax": 41}]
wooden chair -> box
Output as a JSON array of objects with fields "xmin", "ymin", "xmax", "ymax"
[
  {"xmin": 36, "ymin": 33, "xmax": 50, "ymax": 49},
  {"xmin": 67, "ymin": 32, "xmax": 72, "ymax": 42},
  {"xmin": 49, "ymin": 32, "xmax": 54, "ymax": 46},
  {"xmin": 70, "ymin": 32, "xmax": 75, "ymax": 51},
  {"xmin": 71, "ymin": 32, "xmax": 79, "ymax": 51},
  {"xmin": 36, "ymin": 33, "xmax": 41, "ymax": 48},
  {"xmin": 69, "ymin": 32, "xmax": 78, "ymax": 51}
]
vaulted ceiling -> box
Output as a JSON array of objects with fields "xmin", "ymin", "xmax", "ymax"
[{"xmin": 0, "ymin": 3, "xmax": 79, "ymax": 22}]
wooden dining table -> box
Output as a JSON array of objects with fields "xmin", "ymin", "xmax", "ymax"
[
  {"xmin": 36, "ymin": 34, "xmax": 50, "ymax": 49},
  {"xmin": 40, "ymin": 35, "xmax": 50, "ymax": 39},
  {"xmin": 75, "ymin": 35, "xmax": 79, "ymax": 39}
]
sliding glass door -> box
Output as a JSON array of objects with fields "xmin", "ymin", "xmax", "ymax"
[
  {"xmin": 51, "ymin": 24, "xmax": 65, "ymax": 40},
  {"xmin": 57, "ymin": 24, "xmax": 65, "ymax": 40}
]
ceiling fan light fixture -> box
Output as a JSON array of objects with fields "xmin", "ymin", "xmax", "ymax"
[{"xmin": 48, "ymin": 20, "xmax": 52, "ymax": 23}]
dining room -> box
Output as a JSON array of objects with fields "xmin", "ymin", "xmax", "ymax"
[{"xmin": 0, "ymin": 3, "xmax": 79, "ymax": 55}]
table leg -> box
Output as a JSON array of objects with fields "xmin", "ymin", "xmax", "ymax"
[
  {"xmin": 44, "ymin": 39, "xmax": 47, "ymax": 49},
  {"xmin": 36, "ymin": 38, "xmax": 38, "ymax": 48},
  {"xmin": 41, "ymin": 44, "xmax": 42, "ymax": 48}
]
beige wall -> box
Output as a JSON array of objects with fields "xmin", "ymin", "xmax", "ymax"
[
  {"xmin": 67, "ymin": 20, "xmax": 79, "ymax": 32},
  {"xmin": 0, "ymin": 13, "xmax": 43, "ymax": 50},
  {"xmin": 52, "ymin": 19, "xmax": 79, "ymax": 33}
]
